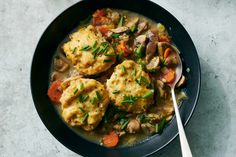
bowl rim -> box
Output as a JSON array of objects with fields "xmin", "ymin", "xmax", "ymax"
[{"xmin": 30, "ymin": 0, "xmax": 201, "ymax": 156}]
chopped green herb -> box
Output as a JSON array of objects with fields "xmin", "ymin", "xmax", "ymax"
[
  {"xmin": 83, "ymin": 95, "xmax": 89, "ymax": 102},
  {"xmin": 138, "ymin": 114, "xmax": 148, "ymax": 123},
  {"xmin": 80, "ymin": 45, "xmax": 91, "ymax": 51},
  {"xmin": 79, "ymin": 83, "xmax": 84, "ymax": 91},
  {"xmin": 121, "ymin": 65, "xmax": 126, "ymax": 73},
  {"xmin": 96, "ymin": 91, "xmax": 102, "ymax": 100},
  {"xmin": 121, "ymin": 119, "xmax": 129, "ymax": 130},
  {"xmin": 112, "ymin": 90, "xmax": 120, "ymax": 94},
  {"xmin": 118, "ymin": 16, "xmax": 124, "ymax": 27},
  {"xmin": 73, "ymin": 88, "xmax": 78, "ymax": 94},
  {"xmin": 82, "ymin": 113, "xmax": 89, "ymax": 123},
  {"xmin": 91, "ymin": 46, "xmax": 100, "ymax": 58},
  {"xmin": 142, "ymin": 90, "xmax": 154, "ymax": 99},
  {"xmin": 122, "ymin": 95, "xmax": 139, "ymax": 105},
  {"xmin": 116, "ymin": 51, "xmax": 123, "ymax": 62},
  {"xmin": 112, "ymin": 33, "xmax": 120, "ymax": 38},
  {"xmin": 130, "ymin": 25, "xmax": 138, "ymax": 33},
  {"xmin": 140, "ymin": 62, "xmax": 146, "ymax": 70},
  {"xmin": 104, "ymin": 53, "xmax": 116, "ymax": 56},
  {"xmin": 104, "ymin": 59, "xmax": 112, "ymax": 62},
  {"xmin": 160, "ymin": 58, "xmax": 167, "ymax": 68},
  {"xmin": 79, "ymin": 107, "xmax": 85, "ymax": 113},
  {"xmin": 155, "ymin": 124, "xmax": 159, "ymax": 133},
  {"xmin": 78, "ymin": 94, "xmax": 83, "ymax": 102},
  {"xmin": 92, "ymin": 40, "xmax": 98, "ymax": 48},
  {"xmin": 135, "ymin": 44, "xmax": 145, "ymax": 58},
  {"xmin": 72, "ymin": 47, "xmax": 77, "ymax": 54},
  {"xmin": 91, "ymin": 97, "xmax": 98, "ymax": 105},
  {"xmin": 157, "ymin": 118, "xmax": 166, "ymax": 133}
]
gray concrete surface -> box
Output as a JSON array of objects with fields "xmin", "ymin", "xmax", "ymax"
[{"xmin": 0, "ymin": 0, "xmax": 236, "ymax": 156}]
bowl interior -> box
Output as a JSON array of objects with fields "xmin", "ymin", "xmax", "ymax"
[{"xmin": 31, "ymin": 0, "xmax": 201, "ymax": 156}]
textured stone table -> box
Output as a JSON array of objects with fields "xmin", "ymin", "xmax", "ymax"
[{"xmin": 0, "ymin": 0, "xmax": 235, "ymax": 156}]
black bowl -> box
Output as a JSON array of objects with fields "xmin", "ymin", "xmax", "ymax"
[{"xmin": 30, "ymin": 0, "xmax": 201, "ymax": 156}]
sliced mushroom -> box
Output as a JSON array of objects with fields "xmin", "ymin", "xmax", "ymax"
[
  {"xmin": 54, "ymin": 57, "xmax": 69, "ymax": 72},
  {"xmin": 137, "ymin": 22, "xmax": 148, "ymax": 35},
  {"xmin": 126, "ymin": 119, "xmax": 140, "ymax": 133},
  {"xmin": 111, "ymin": 26, "xmax": 129, "ymax": 33},
  {"xmin": 146, "ymin": 56, "xmax": 160, "ymax": 71},
  {"xmin": 176, "ymin": 75, "xmax": 186, "ymax": 87},
  {"xmin": 146, "ymin": 29, "xmax": 159, "ymax": 44},
  {"xmin": 125, "ymin": 17, "xmax": 139, "ymax": 28},
  {"xmin": 146, "ymin": 113, "xmax": 162, "ymax": 122},
  {"xmin": 145, "ymin": 41, "xmax": 157, "ymax": 62},
  {"xmin": 141, "ymin": 123, "xmax": 155, "ymax": 134}
]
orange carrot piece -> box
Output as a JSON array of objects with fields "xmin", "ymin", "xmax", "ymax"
[
  {"xmin": 163, "ymin": 69, "xmax": 175, "ymax": 83},
  {"xmin": 98, "ymin": 25, "xmax": 110, "ymax": 35},
  {"xmin": 164, "ymin": 48, "xmax": 171, "ymax": 59},
  {"xmin": 117, "ymin": 41, "xmax": 130, "ymax": 56},
  {"xmin": 47, "ymin": 80, "xmax": 62, "ymax": 104},
  {"xmin": 102, "ymin": 131, "xmax": 119, "ymax": 148},
  {"xmin": 159, "ymin": 34, "xmax": 171, "ymax": 43}
]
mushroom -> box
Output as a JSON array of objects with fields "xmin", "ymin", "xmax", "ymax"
[
  {"xmin": 146, "ymin": 56, "xmax": 160, "ymax": 71},
  {"xmin": 111, "ymin": 26, "xmax": 129, "ymax": 33},
  {"xmin": 176, "ymin": 75, "xmax": 186, "ymax": 87},
  {"xmin": 156, "ymin": 80, "xmax": 165, "ymax": 98},
  {"xmin": 165, "ymin": 55, "xmax": 179, "ymax": 66},
  {"xmin": 125, "ymin": 17, "xmax": 139, "ymax": 28},
  {"xmin": 136, "ymin": 22, "xmax": 148, "ymax": 35},
  {"xmin": 126, "ymin": 119, "xmax": 140, "ymax": 133},
  {"xmin": 146, "ymin": 29, "xmax": 159, "ymax": 44},
  {"xmin": 145, "ymin": 41, "xmax": 157, "ymax": 62},
  {"xmin": 54, "ymin": 57, "xmax": 69, "ymax": 72}
]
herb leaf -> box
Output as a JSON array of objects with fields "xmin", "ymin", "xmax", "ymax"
[
  {"xmin": 83, "ymin": 95, "xmax": 89, "ymax": 102},
  {"xmin": 112, "ymin": 90, "xmax": 120, "ymax": 94},
  {"xmin": 96, "ymin": 91, "xmax": 102, "ymax": 100},
  {"xmin": 73, "ymin": 88, "xmax": 78, "ymax": 94},
  {"xmin": 82, "ymin": 113, "xmax": 89, "ymax": 123},
  {"xmin": 79, "ymin": 83, "xmax": 84, "ymax": 91},
  {"xmin": 104, "ymin": 59, "xmax": 112, "ymax": 62},
  {"xmin": 116, "ymin": 51, "xmax": 123, "ymax": 62},
  {"xmin": 118, "ymin": 16, "xmax": 124, "ymax": 27},
  {"xmin": 79, "ymin": 107, "xmax": 85, "ymax": 113},
  {"xmin": 121, "ymin": 65, "xmax": 126, "ymax": 73},
  {"xmin": 91, "ymin": 97, "xmax": 98, "ymax": 105},
  {"xmin": 112, "ymin": 33, "xmax": 120, "ymax": 38},
  {"xmin": 80, "ymin": 45, "xmax": 91, "ymax": 51},
  {"xmin": 72, "ymin": 47, "xmax": 77, "ymax": 54},
  {"xmin": 142, "ymin": 90, "xmax": 154, "ymax": 99},
  {"xmin": 156, "ymin": 118, "xmax": 166, "ymax": 133},
  {"xmin": 92, "ymin": 40, "xmax": 98, "ymax": 48},
  {"xmin": 122, "ymin": 95, "xmax": 139, "ymax": 105}
]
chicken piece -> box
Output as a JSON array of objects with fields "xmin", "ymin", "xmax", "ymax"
[
  {"xmin": 126, "ymin": 119, "xmax": 140, "ymax": 133},
  {"xmin": 134, "ymin": 35, "xmax": 147, "ymax": 47},
  {"xmin": 146, "ymin": 56, "xmax": 160, "ymax": 71}
]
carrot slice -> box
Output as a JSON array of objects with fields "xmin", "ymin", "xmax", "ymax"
[
  {"xmin": 163, "ymin": 69, "xmax": 175, "ymax": 83},
  {"xmin": 117, "ymin": 41, "xmax": 130, "ymax": 56},
  {"xmin": 47, "ymin": 80, "xmax": 62, "ymax": 104},
  {"xmin": 102, "ymin": 131, "xmax": 119, "ymax": 148},
  {"xmin": 97, "ymin": 25, "xmax": 111, "ymax": 35},
  {"xmin": 164, "ymin": 48, "xmax": 171, "ymax": 59},
  {"xmin": 159, "ymin": 34, "xmax": 171, "ymax": 43}
]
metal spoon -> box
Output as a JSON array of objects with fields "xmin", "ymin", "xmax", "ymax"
[{"xmin": 161, "ymin": 42, "xmax": 193, "ymax": 157}]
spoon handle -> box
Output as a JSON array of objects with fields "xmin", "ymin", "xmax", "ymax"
[{"xmin": 171, "ymin": 88, "xmax": 193, "ymax": 157}]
